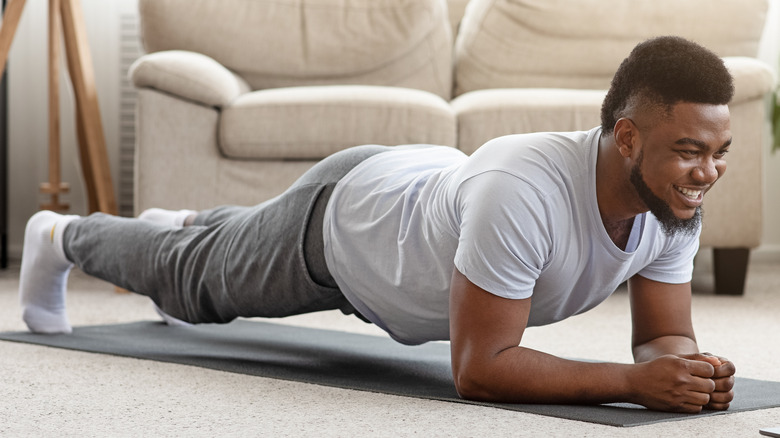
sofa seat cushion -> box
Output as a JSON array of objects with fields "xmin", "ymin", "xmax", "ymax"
[
  {"xmin": 451, "ymin": 88, "xmax": 606, "ymax": 154},
  {"xmin": 219, "ymin": 85, "xmax": 457, "ymax": 160}
]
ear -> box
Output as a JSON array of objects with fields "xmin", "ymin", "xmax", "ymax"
[{"xmin": 613, "ymin": 118, "xmax": 638, "ymax": 158}]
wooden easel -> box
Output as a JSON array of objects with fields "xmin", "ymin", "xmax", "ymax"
[{"xmin": 0, "ymin": 0, "xmax": 116, "ymax": 214}]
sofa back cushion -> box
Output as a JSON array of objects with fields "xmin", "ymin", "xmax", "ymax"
[
  {"xmin": 454, "ymin": 0, "xmax": 769, "ymax": 96},
  {"xmin": 447, "ymin": 0, "xmax": 471, "ymax": 36},
  {"xmin": 139, "ymin": 0, "xmax": 454, "ymax": 99}
]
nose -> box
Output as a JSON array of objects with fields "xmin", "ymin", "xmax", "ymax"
[{"xmin": 692, "ymin": 157, "xmax": 722, "ymax": 185}]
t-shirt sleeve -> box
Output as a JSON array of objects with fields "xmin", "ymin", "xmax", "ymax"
[
  {"xmin": 453, "ymin": 171, "xmax": 552, "ymax": 299},
  {"xmin": 636, "ymin": 224, "xmax": 700, "ymax": 284}
]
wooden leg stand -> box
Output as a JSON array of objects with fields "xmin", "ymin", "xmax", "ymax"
[
  {"xmin": 60, "ymin": 0, "xmax": 116, "ymax": 215},
  {"xmin": 39, "ymin": 0, "xmax": 69, "ymax": 212},
  {"xmin": 713, "ymin": 247, "xmax": 750, "ymax": 295},
  {"xmin": 1, "ymin": 0, "xmax": 123, "ymax": 291},
  {"xmin": 0, "ymin": 0, "xmax": 117, "ymax": 214}
]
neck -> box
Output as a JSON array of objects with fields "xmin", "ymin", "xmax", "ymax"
[
  {"xmin": 596, "ymin": 133, "xmax": 647, "ymax": 225},
  {"xmin": 602, "ymin": 216, "xmax": 635, "ymax": 250}
]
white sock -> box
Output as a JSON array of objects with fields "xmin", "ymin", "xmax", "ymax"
[
  {"xmin": 137, "ymin": 208, "xmax": 196, "ymax": 228},
  {"xmin": 153, "ymin": 303, "xmax": 192, "ymax": 327},
  {"xmin": 19, "ymin": 211, "xmax": 80, "ymax": 334},
  {"xmin": 137, "ymin": 208, "xmax": 194, "ymax": 326}
]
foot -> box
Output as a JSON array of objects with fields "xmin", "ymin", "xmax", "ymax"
[
  {"xmin": 138, "ymin": 208, "xmax": 195, "ymax": 326},
  {"xmin": 153, "ymin": 303, "xmax": 192, "ymax": 327},
  {"xmin": 137, "ymin": 208, "xmax": 196, "ymax": 228},
  {"xmin": 19, "ymin": 211, "xmax": 79, "ymax": 334}
]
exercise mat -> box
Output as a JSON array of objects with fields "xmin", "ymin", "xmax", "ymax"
[{"xmin": 1, "ymin": 319, "xmax": 778, "ymax": 427}]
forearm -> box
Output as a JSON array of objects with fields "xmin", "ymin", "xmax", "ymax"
[
  {"xmin": 454, "ymin": 345, "xmax": 638, "ymax": 405},
  {"xmin": 455, "ymin": 343, "xmax": 724, "ymax": 412},
  {"xmin": 449, "ymin": 271, "xmax": 719, "ymax": 412},
  {"xmin": 632, "ymin": 335, "xmax": 699, "ymax": 363}
]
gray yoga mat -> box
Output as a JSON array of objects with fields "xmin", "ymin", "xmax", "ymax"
[{"xmin": 1, "ymin": 319, "xmax": 778, "ymax": 427}]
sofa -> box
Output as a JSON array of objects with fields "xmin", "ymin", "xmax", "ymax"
[{"xmin": 131, "ymin": 0, "xmax": 775, "ymax": 294}]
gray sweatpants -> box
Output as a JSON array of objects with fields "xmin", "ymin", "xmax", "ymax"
[{"xmin": 63, "ymin": 145, "xmax": 392, "ymax": 324}]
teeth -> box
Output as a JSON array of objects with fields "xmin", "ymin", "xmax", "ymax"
[{"xmin": 676, "ymin": 186, "xmax": 702, "ymax": 199}]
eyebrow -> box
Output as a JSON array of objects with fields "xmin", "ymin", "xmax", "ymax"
[{"xmin": 675, "ymin": 137, "xmax": 732, "ymax": 149}]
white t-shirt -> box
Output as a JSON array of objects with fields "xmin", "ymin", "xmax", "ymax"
[{"xmin": 323, "ymin": 128, "xmax": 699, "ymax": 345}]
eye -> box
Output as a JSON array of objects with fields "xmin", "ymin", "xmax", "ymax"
[{"xmin": 714, "ymin": 149, "xmax": 729, "ymax": 159}]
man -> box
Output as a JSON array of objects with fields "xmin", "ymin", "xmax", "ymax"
[{"xmin": 19, "ymin": 36, "xmax": 735, "ymax": 413}]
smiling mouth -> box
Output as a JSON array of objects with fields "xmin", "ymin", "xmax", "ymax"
[{"xmin": 675, "ymin": 185, "xmax": 703, "ymax": 200}]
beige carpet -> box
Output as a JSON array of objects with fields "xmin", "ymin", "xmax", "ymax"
[{"xmin": 1, "ymin": 255, "xmax": 778, "ymax": 437}]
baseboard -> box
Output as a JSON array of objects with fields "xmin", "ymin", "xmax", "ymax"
[
  {"xmin": 7, "ymin": 243, "xmax": 21, "ymax": 263},
  {"xmin": 752, "ymin": 244, "xmax": 780, "ymax": 263}
]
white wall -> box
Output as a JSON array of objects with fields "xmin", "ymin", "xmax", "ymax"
[
  {"xmin": 6, "ymin": 0, "xmax": 138, "ymax": 257},
  {"xmin": 757, "ymin": 0, "xmax": 780, "ymax": 259},
  {"xmin": 3, "ymin": 0, "xmax": 780, "ymax": 259}
]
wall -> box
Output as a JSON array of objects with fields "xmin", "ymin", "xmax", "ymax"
[
  {"xmin": 757, "ymin": 0, "xmax": 780, "ymax": 259},
  {"xmin": 4, "ymin": 0, "xmax": 780, "ymax": 259},
  {"xmin": 7, "ymin": 0, "xmax": 138, "ymax": 257}
]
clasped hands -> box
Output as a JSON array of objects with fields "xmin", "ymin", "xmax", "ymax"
[{"xmin": 637, "ymin": 352, "xmax": 736, "ymax": 413}]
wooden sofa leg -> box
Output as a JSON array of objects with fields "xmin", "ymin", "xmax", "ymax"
[{"xmin": 712, "ymin": 248, "xmax": 750, "ymax": 295}]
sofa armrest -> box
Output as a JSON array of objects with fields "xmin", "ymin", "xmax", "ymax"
[
  {"xmin": 129, "ymin": 50, "xmax": 252, "ymax": 108},
  {"xmin": 724, "ymin": 57, "xmax": 775, "ymax": 105}
]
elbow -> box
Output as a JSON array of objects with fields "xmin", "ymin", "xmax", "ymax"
[{"xmin": 452, "ymin": 363, "xmax": 497, "ymax": 402}]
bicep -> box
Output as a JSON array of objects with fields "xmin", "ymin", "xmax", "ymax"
[
  {"xmin": 454, "ymin": 173, "xmax": 550, "ymax": 299},
  {"xmin": 449, "ymin": 268, "xmax": 531, "ymax": 383},
  {"xmin": 628, "ymin": 274, "xmax": 696, "ymax": 348}
]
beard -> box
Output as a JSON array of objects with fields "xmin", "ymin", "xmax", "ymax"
[{"xmin": 629, "ymin": 152, "xmax": 701, "ymax": 237}]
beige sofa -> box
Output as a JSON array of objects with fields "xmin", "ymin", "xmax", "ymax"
[
  {"xmin": 131, "ymin": 0, "xmax": 775, "ymax": 294},
  {"xmin": 132, "ymin": 0, "xmax": 457, "ymax": 208}
]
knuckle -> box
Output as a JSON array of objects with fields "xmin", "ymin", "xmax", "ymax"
[{"xmin": 680, "ymin": 404, "xmax": 703, "ymax": 414}]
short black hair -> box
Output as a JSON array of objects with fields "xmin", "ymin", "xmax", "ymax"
[{"xmin": 600, "ymin": 36, "xmax": 734, "ymax": 134}]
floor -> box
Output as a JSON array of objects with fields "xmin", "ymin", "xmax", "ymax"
[{"xmin": 0, "ymin": 257, "xmax": 778, "ymax": 437}]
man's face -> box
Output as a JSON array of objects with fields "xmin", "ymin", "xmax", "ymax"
[
  {"xmin": 629, "ymin": 103, "xmax": 731, "ymax": 236},
  {"xmin": 630, "ymin": 151, "xmax": 702, "ymax": 236}
]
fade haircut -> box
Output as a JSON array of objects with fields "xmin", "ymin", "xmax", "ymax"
[{"xmin": 600, "ymin": 36, "xmax": 734, "ymax": 134}]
